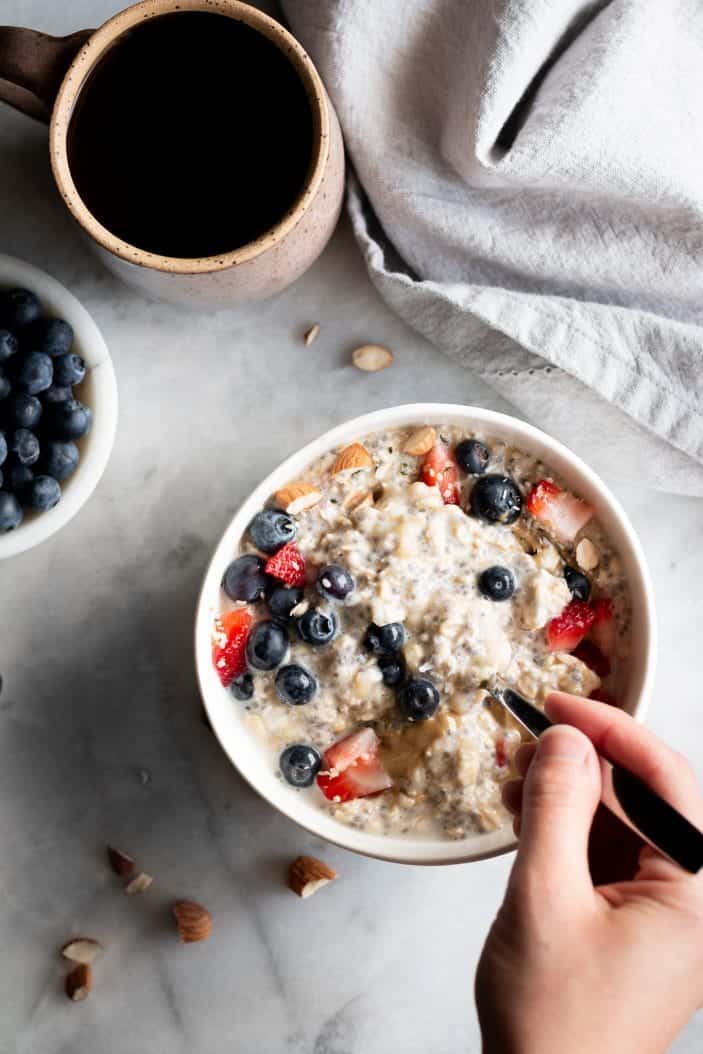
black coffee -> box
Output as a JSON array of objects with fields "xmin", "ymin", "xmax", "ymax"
[{"xmin": 67, "ymin": 12, "xmax": 314, "ymax": 258}]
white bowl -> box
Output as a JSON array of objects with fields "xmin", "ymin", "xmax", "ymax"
[
  {"xmin": 0, "ymin": 254, "xmax": 118, "ymax": 559},
  {"xmin": 195, "ymin": 404, "xmax": 657, "ymax": 865}
]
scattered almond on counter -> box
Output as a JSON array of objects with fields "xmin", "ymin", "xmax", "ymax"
[
  {"xmin": 65, "ymin": 963, "xmax": 92, "ymax": 1002},
  {"xmin": 575, "ymin": 537, "xmax": 599, "ymax": 571},
  {"xmin": 303, "ymin": 323, "xmax": 320, "ymax": 346},
  {"xmin": 288, "ymin": 855, "xmax": 337, "ymax": 899},
  {"xmin": 274, "ymin": 481, "xmax": 323, "ymax": 515},
  {"xmin": 331, "ymin": 443, "xmax": 374, "ymax": 474},
  {"xmin": 172, "ymin": 900, "xmax": 213, "ymax": 943},
  {"xmin": 61, "ymin": 938, "xmax": 103, "ymax": 965},
  {"xmin": 107, "ymin": 846, "xmax": 135, "ymax": 878},
  {"xmin": 402, "ymin": 427, "xmax": 437, "ymax": 457},
  {"xmin": 351, "ymin": 343, "xmax": 393, "ymax": 372},
  {"xmin": 125, "ymin": 871, "xmax": 153, "ymax": 895}
]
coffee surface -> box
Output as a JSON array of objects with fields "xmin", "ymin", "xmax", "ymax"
[{"xmin": 67, "ymin": 12, "xmax": 314, "ymax": 258}]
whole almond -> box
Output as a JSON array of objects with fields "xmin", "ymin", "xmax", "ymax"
[
  {"xmin": 65, "ymin": 963, "xmax": 92, "ymax": 1002},
  {"xmin": 107, "ymin": 846, "xmax": 135, "ymax": 878},
  {"xmin": 576, "ymin": 538, "xmax": 599, "ymax": 571},
  {"xmin": 288, "ymin": 855, "xmax": 337, "ymax": 899},
  {"xmin": 125, "ymin": 871, "xmax": 153, "ymax": 895},
  {"xmin": 61, "ymin": 938, "xmax": 103, "ymax": 965},
  {"xmin": 402, "ymin": 427, "xmax": 437, "ymax": 457},
  {"xmin": 173, "ymin": 900, "xmax": 213, "ymax": 943},
  {"xmin": 303, "ymin": 323, "xmax": 320, "ymax": 346},
  {"xmin": 351, "ymin": 343, "xmax": 393, "ymax": 372},
  {"xmin": 331, "ymin": 443, "xmax": 374, "ymax": 474},
  {"xmin": 273, "ymin": 481, "xmax": 322, "ymax": 515}
]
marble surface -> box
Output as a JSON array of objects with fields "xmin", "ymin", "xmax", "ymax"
[{"xmin": 2, "ymin": 2, "xmax": 703, "ymax": 1052}]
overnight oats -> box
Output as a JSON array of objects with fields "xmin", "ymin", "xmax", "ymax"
[{"xmin": 211, "ymin": 425, "xmax": 631, "ymax": 840}]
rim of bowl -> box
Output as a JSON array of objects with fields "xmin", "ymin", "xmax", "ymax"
[
  {"xmin": 195, "ymin": 403, "xmax": 657, "ymax": 865},
  {"xmin": 0, "ymin": 254, "xmax": 118, "ymax": 559},
  {"xmin": 49, "ymin": 0, "xmax": 330, "ymax": 275}
]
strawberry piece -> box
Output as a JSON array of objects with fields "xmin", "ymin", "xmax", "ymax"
[
  {"xmin": 546, "ymin": 599, "xmax": 596, "ymax": 652},
  {"xmin": 212, "ymin": 608, "xmax": 253, "ymax": 686},
  {"xmin": 264, "ymin": 542, "xmax": 306, "ymax": 588},
  {"xmin": 420, "ymin": 443, "xmax": 461, "ymax": 505},
  {"xmin": 495, "ymin": 736, "xmax": 508, "ymax": 768},
  {"xmin": 317, "ymin": 727, "xmax": 393, "ymax": 803},
  {"xmin": 590, "ymin": 597, "xmax": 616, "ymax": 658},
  {"xmin": 572, "ymin": 639, "xmax": 611, "ymax": 679},
  {"xmin": 527, "ymin": 479, "xmax": 594, "ymax": 542},
  {"xmin": 590, "ymin": 688, "xmax": 617, "ymax": 706}
]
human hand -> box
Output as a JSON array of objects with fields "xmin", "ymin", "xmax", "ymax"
[{"xmin": 475, "ymin": 692, "xmax": 703, "ymax": 1054}]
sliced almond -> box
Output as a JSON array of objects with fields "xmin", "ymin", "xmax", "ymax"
[
  {"xmin": 65, "ymin": 963, "xmax": 92, "ymax": 1002},
  {"xmin": 61, "ymin": 938, "xmax": 103, "ymax": 965},
  {"xmin": 402, "ymin": 427, "xmax": 437, "ymax": 457},
  {"xmin": 173, "ymin": 900, "xmax": 213, "ymax": 943},
  {"xmin": 303, "ymin": 323, "xmax": 320, "ymax": 346},
  {"xmin": 273, "ymin": 481, "xmax": 322, "ymax": 515},
  {"xmin": 343, "ymin": 489, "xmax": 373, "ymax": 511},
  {"xmin": 331, "ymin": 443, "xmax": 374, "ymax": 474},
  {"xmin": 125, "ymin": 871, "xmax": 153, "ymax": 895},
  {"xmin": 288, "ymin": 855, "xmax": 337, "ymax": 898},
  {"xmin": 107, "ymin": 846, "xmax": 135, "ymax": 878},
  {"xmin": 351, "ymin": 343, "xmax": 393, "ymax": 372},
  {"xmin": 575, "ymin": 538, "xmax": 599, "ymax": 571}
]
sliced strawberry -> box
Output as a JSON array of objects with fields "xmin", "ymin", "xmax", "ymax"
[
  {"xmin": 590, "ymin": 688, "xmax": 617, "ymax": 706},
  {"xmin": 546, "ymin": 599, "xmax": 596, "ymax": 652},
  {"xmin": 420, "ymin": 443, "xmax": 460, "ymax": 505},
  {"xmin": 495, "ymin": 736, "xmax": 508, "ymax": 768},
  {"xmin": 590, "ymin": 597, "xmax": 616, "ymax": 658},
  {"xmin": 212, "ymin": 608, "xmax": 253, "ymax": 686},
  {"xmin": 572, "ymin": 639, "xmax": 611, "ymax": 679},
  {"xmin": 527, "ymin": 479, "xmax": 594, "ymax": 542},
  {"xmin": 265, "ymin": 542, "xmax": 306, "ymax": 588},
  {"xmin": 317, "ymin": 727, "xmax": 393, "ymax": 803}
]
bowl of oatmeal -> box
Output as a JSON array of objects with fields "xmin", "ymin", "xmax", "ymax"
[{"xmin": 195, "ymin": 404, "xmax": 656, "ymax": 865}]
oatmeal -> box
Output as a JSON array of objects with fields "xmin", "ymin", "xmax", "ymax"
[{"xmin": 211, "ymin": 426, "xmax": 631, "ymax": 841}]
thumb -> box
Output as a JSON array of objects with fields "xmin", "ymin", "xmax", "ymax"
[{"xmin": 511, "ymin": 724, "xmax": 601, "ymax": 903}]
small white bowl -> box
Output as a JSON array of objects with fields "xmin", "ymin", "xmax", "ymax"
[
  {"xmin": 0, "ymin": 254, "xmax": 118, "ymax": 559},
  {"xmin": 195, "ymin": 404, "xmax": 657, "ymax": 865}
]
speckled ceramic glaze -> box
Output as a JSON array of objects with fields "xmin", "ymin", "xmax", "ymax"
[{"xmin": 30, "ymin": 1, "xmax": 345, "ymax": 307}]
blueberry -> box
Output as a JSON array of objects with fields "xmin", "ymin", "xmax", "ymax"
[
  {"xmin": 1, "ymin": 289, "xmax": 41, "ymax": 330},
  {"xmin": 26, "ymin": 317, "xmax": 73, "ymax": 357},
  {"xmin": 0, "ymin": 432, "xmax": 5, "ymax": 467},
  {"xmin": 9, "ymin": 429, "xmax": 39, "ymax": 466},
  {"xmin": 245, "ymin": 619, "xmax": 288, "ymax": 670},
  {"xmin": 317, "ymin": 563, "xmax": 355, "ymax": 601},
  {"xmin": 478, "ymin": 565, "xmax": 516, "ymax": 601},
  {"xmin": 378, "ymin": 651, "xmax": 406, "ymax": 687},
  {"xmin": 275, "ymin": 664, "xmax": 318, "ymax": 705},
  {"xmin": 247, "ymin": 507, "xmax": 296, "ymax": 553},
  {"xmin": 470, "ymin": 474, "xmax": 523, "ymax": 525},
  {"xmin": 363, "ymin": 622, "xmax": 406, "ymax": 655},
  {"xmin": 279, "ymin": 743, "xmax": 323, "ymax": 788},
  {"xmin": 52, "ymin": 353, "xmax": 85, "ymax": 387},
  {"xmin": 5, "ymin": 394, "xmax": 42, "ymax": 430},
  {"xmin": 41, "ymin": 384, "xmax": 73, "ymax": 406},
  {"xmin": 0, "ymin": 330, "xmax": 18, "ymax": 364},
  {"xmin": 7, "ymin": 463, "xmax": 33, "ymax": 495},
  {"xmin": 297, "ymin": 608, "xmax": 338, "ymax": 647},
  {"xmin": 564, "ymin": 565, "xmax": 591, "ymax": 602},
  {"xmin": 398, "ymin": 677, "xmax": 440, "ymax": 722},
  {"xmin": 24, "ymin": 475, "xmax": 61, "ymax": 511},
  {"xmin": 268, "ymin": 585, "xmax": 304, "ymax": 621},
  {"xmin": 0, "ymin": 372, "xmax": 9, "ymax": 401},
  {"xmin": 222, "ymin": 554, "xmax": 268, "ymax": 603},
  {"xmin": 15, "ymin": 351, "xmax": 53, "ymax": 395},
  {"xmin": 0, "ymin": 491, "xmax": 22, "ymax": 531},
  {"xmin": 48, "ymin": 398, "xmax": 92, "ymax": 439},
  {"xmin": 41, "ymin": 439, "xmax": 79, "ymax": 481},
  {"xmin": 230, "ymin": 672, "xmax": 254, "ymax": 701},
  {"xmin": 455, "ymin": 438, "xmax": 490, "ymax": 475}
]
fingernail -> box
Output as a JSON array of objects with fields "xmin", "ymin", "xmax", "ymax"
[{"xmin": 535, "ymin": 725, "xmax": 591, "ymax": 764}]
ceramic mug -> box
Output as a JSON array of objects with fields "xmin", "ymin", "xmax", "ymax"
[{"xmin": 0, "ymin": 0, "xmax": 345, "ymax": 308}]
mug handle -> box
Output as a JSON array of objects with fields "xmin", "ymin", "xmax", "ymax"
[{"xmin": 0, "ymin": 26, "xmax": 92, "ymax": 124}]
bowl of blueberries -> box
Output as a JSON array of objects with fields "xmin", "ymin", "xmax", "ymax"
[{"xmin": 0, "ymin": 254, "xmax": 118, "ymax": 558}]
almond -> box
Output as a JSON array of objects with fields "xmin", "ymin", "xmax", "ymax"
[
  {"xmin": 125, "ymin": 871, "xmax": 153, "ymax": 895},
  {"xmin": 107, "ymin": 846, "xmax": 135, "ymax": 878},
  {"xmin": 402, "ymin": 427, "xmax": 437, "ymax": 457},
  {"xmin": 288, "ymin": 855, "xmax": 337, "ymax": 898},
  {"xmin": 351, "ymin": 343, "xmax": 393, "ymax": 372},
  {"xmin": 65, "ymin": 963, "xmax": 92, "ymax": 1002},
  {"xmin": 343, "ymin": 490, "xmax": 373, "ymax": 511},
  {"xmin": 576, "ymin": 538, "xmax": 599, "ymax": 571},
  {"xmin": 273, "ymin": 481, "xmax": 322, "ymax": 515},
  {"xmin": 303, "ymin": 323, "xmax": 320, "ymax": 346},
  {"xmin": 173, "ymin": 900, "xmax": 213, "ymax": 943},
  {"xmin": 61, "ymin": 938, "xmax": 103, "ymax": 965},
  {"xmin": 331, "ymin": 443, "xmax": 374, "ymax": 474}
]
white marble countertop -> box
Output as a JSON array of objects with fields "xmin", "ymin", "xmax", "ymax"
[{"xmin": 2, "ymin": 3, "xmax": 703, "ymax": 1052}]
